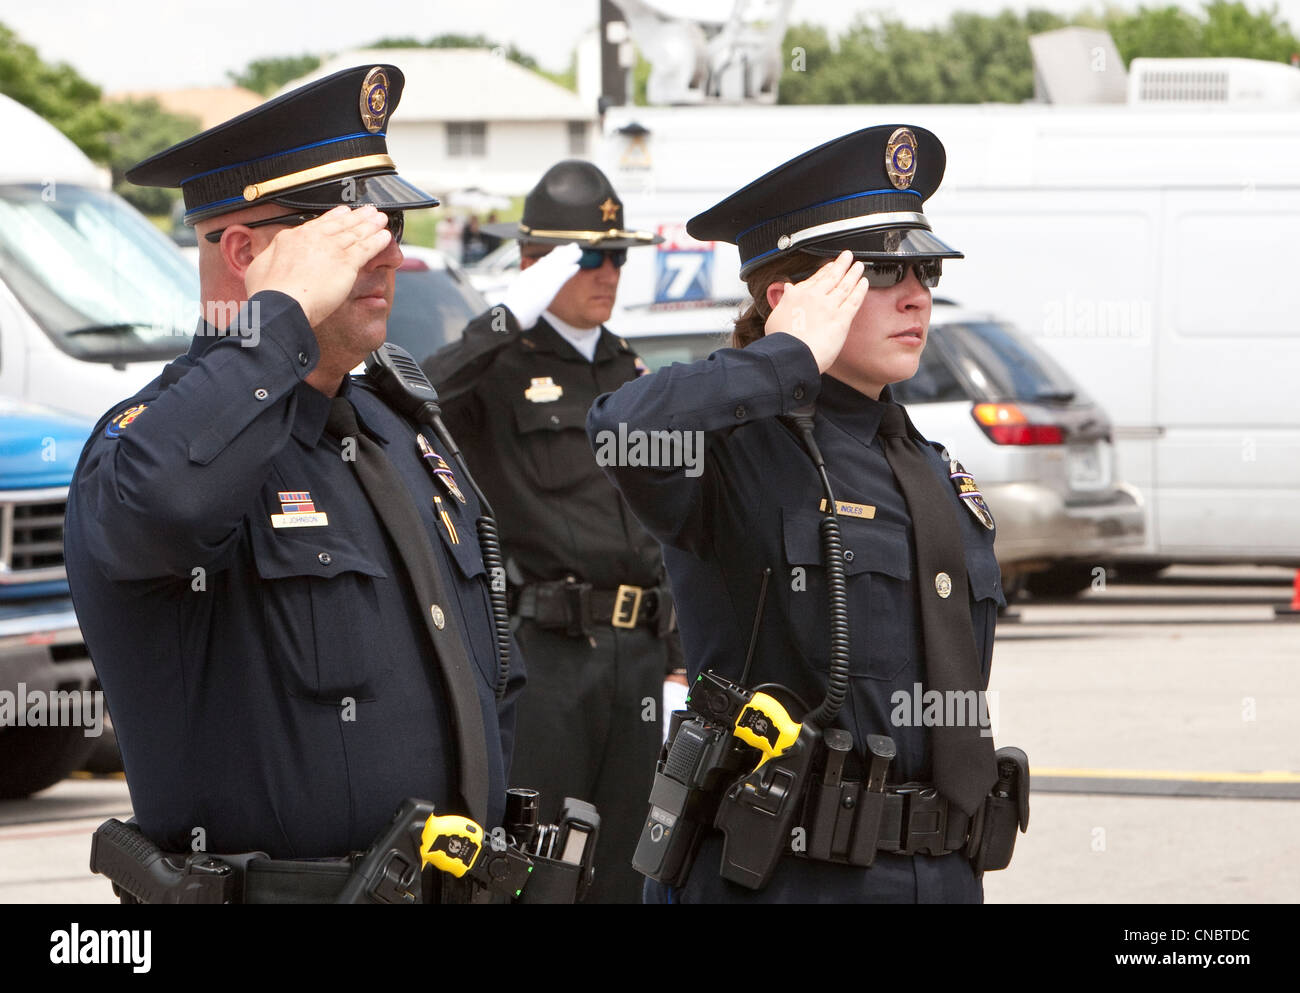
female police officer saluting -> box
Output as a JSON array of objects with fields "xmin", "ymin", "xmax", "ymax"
[{"xmin": 588, "ymin": 125, "xmax": 1018, "ymax": 903}]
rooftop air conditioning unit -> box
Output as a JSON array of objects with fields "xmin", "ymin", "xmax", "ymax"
[{"xmin": 1128, "ymin": 57, "xmax": 1300, "ymax": 105}]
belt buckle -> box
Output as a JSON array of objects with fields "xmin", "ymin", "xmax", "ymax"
[
  {"xmin": 895, "ymin": 786, "xmax": 948, "ymax": 857},
  {"xmin": 612, "ymin": 584, "xmax": 643, "ymax": 629}
]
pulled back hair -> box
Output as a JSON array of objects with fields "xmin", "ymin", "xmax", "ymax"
[{"xmin": 731, "ymin": 250, "xmax": 826, "ymax": 349}]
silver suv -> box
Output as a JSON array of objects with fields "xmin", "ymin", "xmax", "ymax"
[{"xmin": 608, "ymin": 300, "xmax": 1145, "ymax": 597}]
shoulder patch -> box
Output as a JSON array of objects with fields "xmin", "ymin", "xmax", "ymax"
[
  {"xmin": 104, "ymin": 404, "xmax": 148, "ymax": 438},
  {"xmin": 948, "ymin": 457, "xmax": 996, "ymax": 531}
]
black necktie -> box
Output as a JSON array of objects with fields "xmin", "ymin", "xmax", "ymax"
[
  {"xmin": 326, "ymin": 395, "xmax": 489, "ymax": 826},
  {"xmin": 878, "ymin": 402, "xmax": 997, "ymax": 815}
]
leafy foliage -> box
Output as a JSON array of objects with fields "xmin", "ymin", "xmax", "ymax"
[
  {"xmin": 0, "ymin": 22, "xmax": 121, "ymax": 161},
  {"xmin": 777, "ymin": 3, "xmax": 1300, "ymax": 104},
  {"xmin": 105, "ymin": 99, "xmax": 200, "ymax": 214},
  {"xmin": 227, "ymin": 55, "xmax": 322, "ymax": 96}
]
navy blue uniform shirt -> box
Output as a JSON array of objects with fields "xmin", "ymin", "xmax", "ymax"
[
  {"xmin": 589, "ymin": 332, "xmax": 1004, "ymax": 903},
  {"xmin": 65, "ymin": 291, "xmax": 523, "ymax": 859}
]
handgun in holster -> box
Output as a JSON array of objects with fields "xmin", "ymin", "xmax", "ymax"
[{"xmin": 91, "ymin": 793, "xmax": 600, "ymax": 904}]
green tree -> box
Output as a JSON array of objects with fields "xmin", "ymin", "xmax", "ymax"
[
  {"xmin": 1192, "ymin": 0, "xmax": 1297, "ymax": 60},
  {"xmin": 228, "ymin": 55, "xmax": 322, "ymax": 95},
  {"xmin": 0, "ymin": 22, "xmax": 121, "ymax": 161},
  {"xmin": 779, "ymin": 23, "xmax": 837, "ymax": 104},
  {"xmin": 104, "ymin": 98, "xmax": 200, "ymax": 215},
  {"xmin": 1106, "ymin": 5, "xmax": 1207, "ymax": 60},
  {"xmin": 774, "ymin": 4, "xmax": 1300, "ymax": 106}
]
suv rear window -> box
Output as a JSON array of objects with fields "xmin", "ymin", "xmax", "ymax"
[
  {"xmin": 937, "ymin": 321, "xmax": 1079, "ymax": 403},
  {"xmin": 890, "ymin": 340, "xmax": 968, "ymax": 404}
]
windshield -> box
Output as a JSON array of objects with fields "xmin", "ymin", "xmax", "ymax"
[
  {"xmin": 939, "ymin": 321, "xmax": 1081, "ymax": 404},
  {"xmin": 0, "ymin": 184, "xmax": 198, "ymax": 363}
]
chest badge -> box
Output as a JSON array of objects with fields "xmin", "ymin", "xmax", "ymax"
[
  {"xmin": 524, "ymin": 377, "xmax": 563, "ymax": 403},
  {"xmin": 271, "ymin": 490, "xmax": 329, "ymax": 528},
  {"xmin": 949, "ymin": 460, "xmax": 995, "ymax": 531},
  {"xmin": 416, "ymin": 434, "xmax": 467, "ymax": 504}
]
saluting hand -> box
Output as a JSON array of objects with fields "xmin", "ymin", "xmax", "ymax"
[
  {"xmin": 764, "ymin": 250, "xmax": 868, "ymax": 373},
  {"xmin": 245, "ymin": 205, "xmax": 393, "ymax": 327}
]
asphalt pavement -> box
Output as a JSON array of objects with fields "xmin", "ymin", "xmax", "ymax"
[{"xmin": 2, "ymin": 564, "xmax": 1296, "ymax": 904}]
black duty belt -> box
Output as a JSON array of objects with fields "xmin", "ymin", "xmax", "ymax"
[
  {"xmin": 801, "ymin": 780, "xmax": 972, "ymax": 867},
  {"xmin": 512, "ymin": 578, "xmax": 673, "ymax": 638}
]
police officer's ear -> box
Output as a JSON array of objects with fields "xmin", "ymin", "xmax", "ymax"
[
  {"xmin": 214, "ymin": 227, "xmax": 259, "ymax": 280},
  {"xmin": 195, "ymin": 220, "xmax": 259, "ymax": 283},
  {"xmin": 765, "ymin": 280, "xmax": 789, "ymax": 312}
]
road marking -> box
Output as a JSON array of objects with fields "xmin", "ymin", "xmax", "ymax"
[
  {"xmin": 1031, "ymin": 769, "xmax": 1300, "ymax": 800},
  {"xmin": 1034, "ymin": 768, "xmax": 1300, "ymax": 783}
]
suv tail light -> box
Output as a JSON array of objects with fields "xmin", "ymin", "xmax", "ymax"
[{"xmin": 972, "ymin": 403, "xmax": 1064, "ymax": 445}]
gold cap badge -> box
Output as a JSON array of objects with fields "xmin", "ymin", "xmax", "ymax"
[
  {"xmin": 885, "ymin": 127, "xmax": 918, "ymax": 191},
  {"xmin": 359, "ymin": 67, "xmax": 390, "ymax": 133}
]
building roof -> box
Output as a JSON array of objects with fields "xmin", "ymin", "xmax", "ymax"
[
  {"xmin": 282, "ymin": 48, "xmax": 594, "ymax": 122},
  {"xmin": 109, "ymin": 87, "xmax": 264, "ymax": 130}
]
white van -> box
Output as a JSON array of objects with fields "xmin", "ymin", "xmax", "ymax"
[
  {"xmin": 0, "ymin": 93, "xmax": 198, "ymax": 419},
  {"xmin": 600, "ymin": 100, "xmax": 1300, "ymax": 567}
]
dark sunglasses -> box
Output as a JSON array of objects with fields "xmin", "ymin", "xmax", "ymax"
[
  {"xmin": 791, "ymin": 258, "xmax": 942, "ymax": 288},
  {"xmin": 204, "ymin": 209, "xmax": 405, "ymax": 244},
  {"xmin": 578, "ymin": 248, "xmax": 628, "ymax": 269}
]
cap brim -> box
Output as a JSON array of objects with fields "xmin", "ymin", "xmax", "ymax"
[
  {"xmin": 797, "ymin": 227, "xmax": 963, "ymax": 263},
  {"xmin": 272, "ymin": 172, "xmax": 438, "ymax": 212},
  {"xmin": 514, "ymin": 230, "xmax": 665, "ymax": 250}
]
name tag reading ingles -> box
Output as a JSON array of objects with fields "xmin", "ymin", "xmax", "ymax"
[
  {"xmin": 270, "ymin": 490, "xmax": 329, "ymax": 528},
  {"xmin": 818, "ymin": 498, "xmax": 876, "ymax": 519}
]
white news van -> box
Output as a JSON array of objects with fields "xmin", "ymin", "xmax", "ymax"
[
  {"xmin": 600, "ymin": 101, "xmax": 1300, "ymax": 567},
  {"xmin": 0, "ymin": 93, "xmax": 198, "ymax": 419}
]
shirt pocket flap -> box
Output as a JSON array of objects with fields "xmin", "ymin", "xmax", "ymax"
[
  {"xmin": 434, "ymin": 511, "xmax": 487, "ymax": 581},
  {"xmin": 781, "ymin": 507, "xmax": 911, "ymax": 580},
  {"xmin": 250, "ymin": 524, "xmax": 389, "ymax": 580},
  {"xmin": 965, "ymin": 548, "xmax": 1006, "ymax": 607},
  {"xmin": 511, "ymin": 396, "xmax": 589, "ymax": 435}
]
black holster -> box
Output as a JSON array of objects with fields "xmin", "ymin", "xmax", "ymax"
[{"xmin": 967, "ymin": 746, "xmax": 1030, "ymax": 872}]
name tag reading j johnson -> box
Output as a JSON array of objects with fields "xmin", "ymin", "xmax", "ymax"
[{"xmin": 271, "ymin": 512, "xmax": 330, "ymax": 528}]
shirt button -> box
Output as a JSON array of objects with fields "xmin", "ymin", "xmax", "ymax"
[
  {"xmin": 254, "ymin": 388, "xmax": 270, "ymax": 401},
  {"xmin": 843, "ymin": 549, "xmax": 854, "ymax": 562},
  {"xmin": 734, "ymin": 405, "xmax": 747, "ymax": 419},
  {"xmin": 935, "ymin": 572, "xmax": 952, "ymax": 598},
  {"xmin": 793, "ymin": 385, "xmax": 806, "ymax": 401},
  {"xmin": 430, "ymin": 604, "xmax": 446, "ymax": 629},
  {"xmin": 318, "ymin": 552, "xmax": 332, "ymax": 566},
  {"xmin": 298, "ymin": 351, "xmax": 309, "ymax": 366},
  {"xmin": 550, "ymin": 415, "xmax": 560, "ymax": 426}
]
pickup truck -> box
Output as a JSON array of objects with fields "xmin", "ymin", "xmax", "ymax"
[{"xmin": 0, "ymin": 397, "xmax": 101, "ymax": 796}]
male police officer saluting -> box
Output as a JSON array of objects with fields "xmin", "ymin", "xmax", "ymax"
[
  {"xmin": 64, "ymin": 66, "xmax": 524, "ymax": 885},
  {"xmin": 426, "ymin": 162, "xmax": 677, "ymax": 904}
]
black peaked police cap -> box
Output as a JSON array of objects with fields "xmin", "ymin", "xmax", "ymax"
[
  {"xmin": 485, "ymin": 160, "xmax": 663, "ymax": 250},
  {"xmin": 128, "ymin": 65, "xmax": 438, "ymax": 225},
  {"xmin": 688, "ymin": 124, "xmax": 962, "ymax": 278}
]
